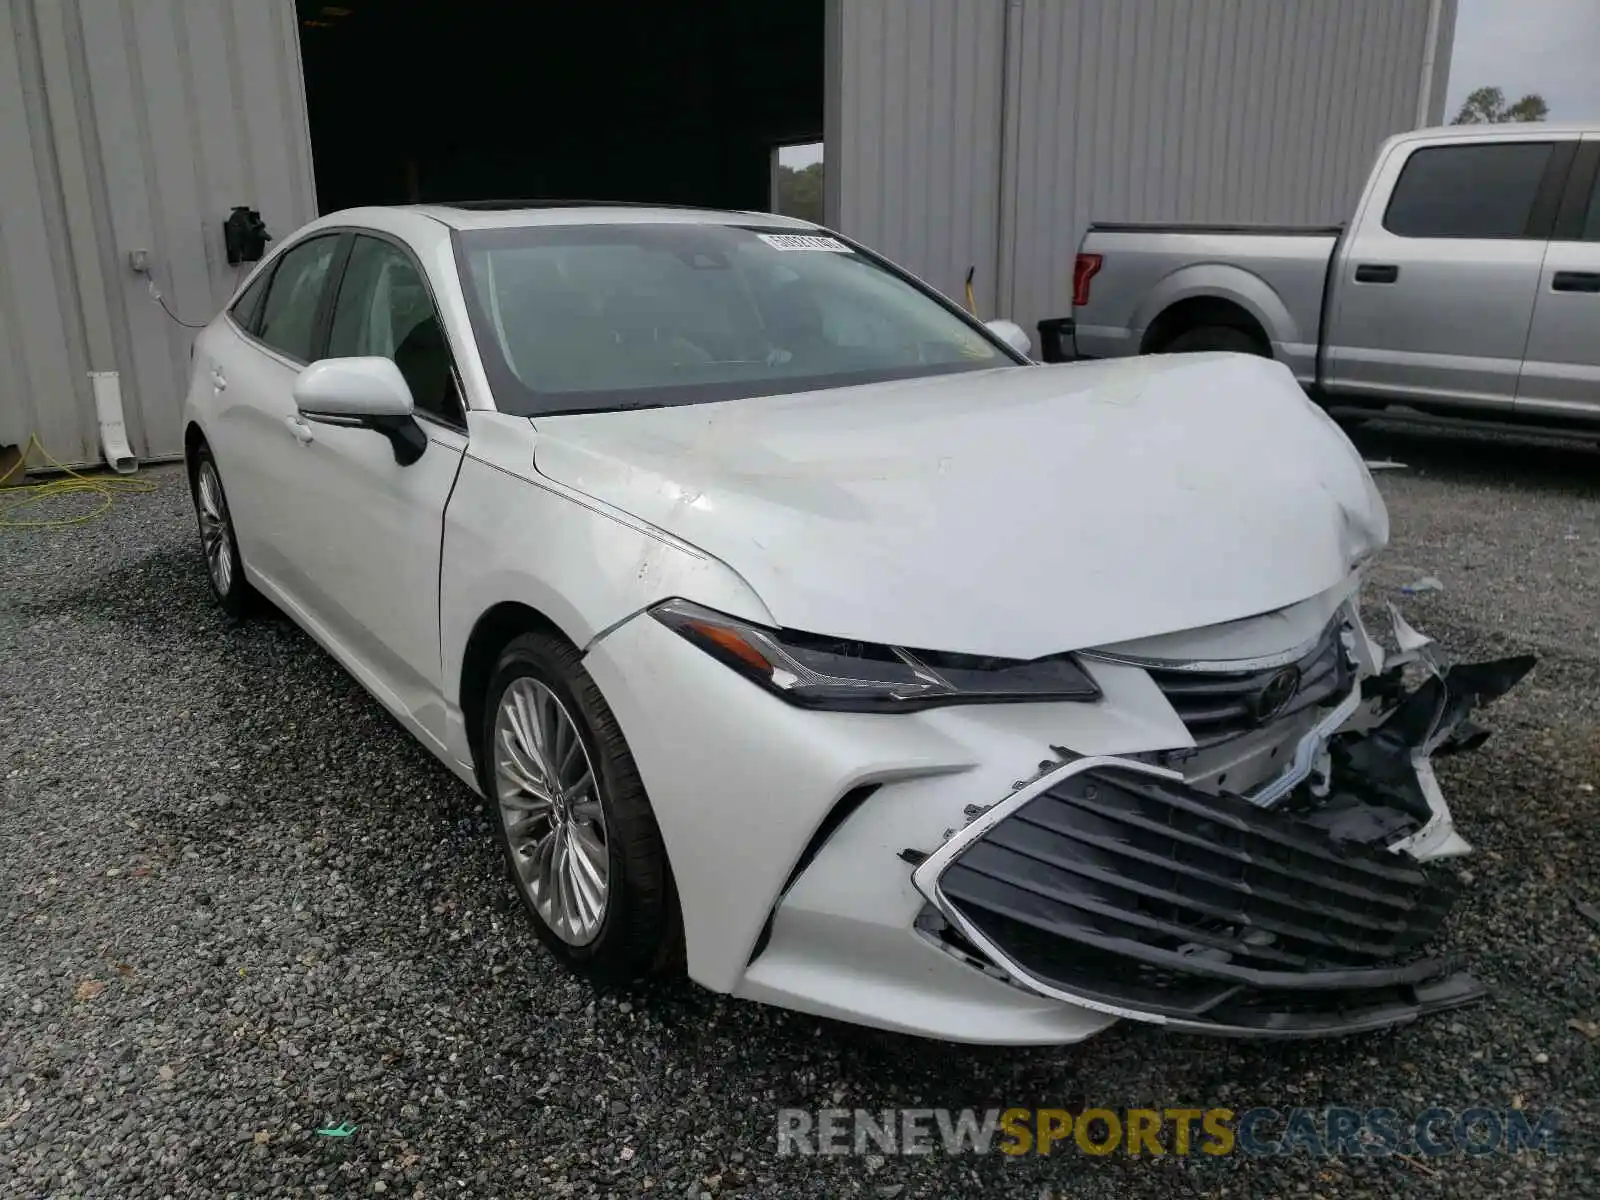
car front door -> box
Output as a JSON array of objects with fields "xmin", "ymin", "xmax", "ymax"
[
  {"xmin": 208, "ymin": 232, "xmax": 345, "ymax": 587},
  {"xmin": 271, "ymin": 231, "xmax": 469, "ymax": 745},
  {"xmin": 1323, "ymin": 137, "xmax": 1574, "ymax": 410},
  {"xmin": 1516, "ymin": 138, "xmax": 1600, "ymax": 419}
]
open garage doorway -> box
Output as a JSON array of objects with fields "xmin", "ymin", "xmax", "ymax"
[{"xmin": 296, "ymin": 2, "xmax": 825, "ymax": 215}]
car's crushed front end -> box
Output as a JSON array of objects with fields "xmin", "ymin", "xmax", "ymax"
[
  {"xmin": 550, "ymin": 352, "xmax": 1532, "ymax": 1043},
  {"xmin": 585, "ymin": 578, "xmax": 1532, "ymax": 1043},
  {"xmin": 909, "ymin": 597, "xmax": 1534, "ymax": 1037}
]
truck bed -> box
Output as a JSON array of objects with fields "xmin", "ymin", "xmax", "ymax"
[
  {"xmin": 1073, "ymin": 224, "xmax": 1344, "ymax": 385},
  {"xmin": 1088, "ymin": 221, "xmax": 1344, "ymax": 236}
]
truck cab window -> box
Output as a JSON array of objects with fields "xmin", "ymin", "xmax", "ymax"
[{"xmin": 1383, "ymin": 143, "xmax": 1553, "ymax": 240}]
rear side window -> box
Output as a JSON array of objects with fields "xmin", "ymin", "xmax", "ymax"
[
  {"xmin": 255, "ymin": 235, "xmax": 340, "ymax": 361},
  {"xmin": 1585, "ymin": 178, "xmax": 1600, "ymax": 242},
  {"xmin": 229, "ymin": 265, "xmax": 274, "ymax": 333},
  {"xmin": 1383, "ymin": 143, "xmax": 1553, "ymax": 239}
]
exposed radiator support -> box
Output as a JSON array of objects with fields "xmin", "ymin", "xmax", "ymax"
[{"xmin": 90, "ymin": 371, "xmax": 137, "ymax": 474}]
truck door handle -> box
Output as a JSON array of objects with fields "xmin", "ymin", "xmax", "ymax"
[
  {"xmin": 285, "ymin": 415, "xmax": 315, "ymax": 445},
  {"xmin": 1354, "ymin": 264, "xmax": 1399, "ymax": 284},
  {"xmin": 210, "ymin": 367, "xmax": 227, "ymax": 391},
  {"xmin": 1552, "ymin": 271, "xmax": 1600, "ymax": 293}
]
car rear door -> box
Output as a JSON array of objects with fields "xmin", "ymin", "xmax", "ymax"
[
  {"xmin": 267, "ymin": 231, "xmax": 469, "ymax": 743},
  {"xmin": 1516, "ymin": 137, "xmax": 1600, "ymax": 419},
  {"xmin": 208, "ymin": 231, "xmax": 347, "ymax": 591},
  {"xmin": 1323, "ymin": 136, "xmax": 1576, "ymax": 410}
]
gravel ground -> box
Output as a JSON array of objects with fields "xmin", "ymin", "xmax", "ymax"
[{"xmin": 2, "ymin": 426, "xmax": 1597, "ymax": 1199}]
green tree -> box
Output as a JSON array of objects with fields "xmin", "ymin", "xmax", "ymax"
[
  {"xmin": 775, "ymin": 162, "xmax": 825, "ymax": 224},
  {"xmin": 1452, "ymin": 85, "xmax": 1550, "ymax": 124}
]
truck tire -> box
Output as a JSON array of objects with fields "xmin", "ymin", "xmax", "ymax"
[{"xmin": 1160, "ymin": 325, "xmax": 1267, "ymax": 357}]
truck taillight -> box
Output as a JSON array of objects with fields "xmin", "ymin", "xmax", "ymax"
[{"xmin": 1072, "ymin": 253, "xmax": 1102, "ymax": 308}]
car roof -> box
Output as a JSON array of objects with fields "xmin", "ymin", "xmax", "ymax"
[{"xmin": 400, "ymin": 201, "xmax": 823, "ymax": 232}]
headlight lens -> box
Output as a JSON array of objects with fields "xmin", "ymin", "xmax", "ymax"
[{"xmin": 650, "ymin": 599, "xmax": 1101, "ymax": 711}]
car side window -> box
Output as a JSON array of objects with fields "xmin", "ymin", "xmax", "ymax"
[
  {"xmin": 1383, "ymin": 143, "xmax": 1554, "ymax": 240},
  {"xmin": 1585, "ymin": 175, "xmax": 1600, "ymax": 242},
  {"xmin": 328, "ymin": 235, "xmax": 464, "ymax": 426},
  {"xmin": 228, "ymin": 264, "xmax": 275, "ymax": 333},
  {"xmin": 255, "ymin": 235, "xmax": 340, "ymax": 362}
]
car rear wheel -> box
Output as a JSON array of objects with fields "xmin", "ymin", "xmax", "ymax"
[
  {"xmin": 482, "ymin": 631, "xmax": 680, "ymax": 981},
  {"xmin": 1159, "ymin": 324, "xmax": 1268, "ymax": 356},
  {"xmin": 191, "ymin": 447, "xmax": 255, "ymax": 617}
]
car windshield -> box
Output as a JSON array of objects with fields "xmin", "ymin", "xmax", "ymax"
[{"xmin": 454, "ymin": 222, "xmax": 1015, "ymax": 415}]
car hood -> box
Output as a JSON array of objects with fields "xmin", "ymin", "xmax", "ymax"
[{"xmin": 529, "ymin": 354, "xmax": 1388, "ymax": 659}]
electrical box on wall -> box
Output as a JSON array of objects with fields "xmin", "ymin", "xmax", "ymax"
[{"xmin": 223, "ymin": 207, "xmax": 271, "ymax": 265}]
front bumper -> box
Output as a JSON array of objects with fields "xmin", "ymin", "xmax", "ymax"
[{"xmin": 583, "ymin": 601, "xmax": 1531, "ymax": 1043}]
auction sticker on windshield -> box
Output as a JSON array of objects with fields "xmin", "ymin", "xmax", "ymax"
[{"xmin": 757, "ymin": 233, "xmax": 853, "ymax": 252}]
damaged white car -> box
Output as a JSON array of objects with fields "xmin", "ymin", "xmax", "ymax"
[{"xmin": 183, "ymin": 203, "xmax": 1532, "ymax": 1043}]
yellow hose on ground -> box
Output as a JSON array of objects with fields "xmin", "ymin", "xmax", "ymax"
[{"xmin": 0, "ymin": 434, "xmax": 159, "ymax": 529}]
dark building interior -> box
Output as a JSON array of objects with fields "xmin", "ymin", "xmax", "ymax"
[{"xmin": 296, "ymin": 1, "xmax": 825, "ymax": 214}]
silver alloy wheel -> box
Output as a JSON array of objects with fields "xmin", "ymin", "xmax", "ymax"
[
  {"xmin": 196, "ymin": 460, "xmax": 234, "ymax": 596},
  {"xmin": 493, "ymin": 677, "xmax": 610, "ymax": 946}
]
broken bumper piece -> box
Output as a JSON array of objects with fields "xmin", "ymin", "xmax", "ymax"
[{"xmin": 910, "ymin": 610, "xmax": 1535, "ymax": 1038}]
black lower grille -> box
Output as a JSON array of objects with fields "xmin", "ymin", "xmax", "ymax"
[
  {"xmin": 1146, "ymin": 623, "xmax": 1352, "ymax": 747},
  {"xmin": 936, "ymin": 764, "xmax": 1479, "ymax": 1034}
]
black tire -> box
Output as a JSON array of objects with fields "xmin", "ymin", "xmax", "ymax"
[
  {"xmin": 189, "ymin": 444, "xmax": 256, "ymax": 618},
  {"xmin": 480, "ymin": 631, "xmax": 681, "ymax": 982},
  {"xmin": 1159, "ymin": 325, "xmax": 1268, "ymax": 357}
]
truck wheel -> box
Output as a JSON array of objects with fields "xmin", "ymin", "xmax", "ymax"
[{"xmin": 1160, "ymin": 325, "xmax": 1267, "ymax": 357}]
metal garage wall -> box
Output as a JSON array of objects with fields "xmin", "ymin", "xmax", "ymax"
[
  {"xmin": 999, "ymin": 0, "xmax": 1454, "ymax": 335},
  {"xmin": 827, "ymin": 0, "xmax": 1008, "ymax": 313},
  {"xmin": 831, "ymin": 0, "xmax": 1456, "ymax": 340},
  {"xmin": 0, "ymin": 0, "xmax": 316, "ymax": 469}
]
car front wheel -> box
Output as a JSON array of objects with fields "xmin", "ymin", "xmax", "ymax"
[{"xmin": 482, "ymin": 631, "xmax": 680, "ymax": 981}]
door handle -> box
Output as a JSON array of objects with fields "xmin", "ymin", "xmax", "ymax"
[
  {"xmin": 1552, "ymin": 271, "xmax": 1600, "ymax": 293},
  {"xmin": 210, "ymin": 367, "xmax": 227, "ymax": 391},
  {"xmin": 285, "ymin": 415, "xmax": 315, "ymax": 445},
  {"xmin": 1354, "ymin": 264, "xmax": 1399, "ymax": 284}
]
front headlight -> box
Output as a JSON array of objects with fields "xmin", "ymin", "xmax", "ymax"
[{"xmin": 649, "ymin": 599, "xmax": 1101, "ymax": 712}]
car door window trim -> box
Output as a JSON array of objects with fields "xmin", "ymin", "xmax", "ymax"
[{"xmin": 223, "ymin": 227, "xmax": 471, "ymax": 435}]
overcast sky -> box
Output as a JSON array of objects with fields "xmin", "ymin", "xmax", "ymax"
[{"xmin": 1446, "ymin": 0, "xmax": 1600, "ymax": 120}]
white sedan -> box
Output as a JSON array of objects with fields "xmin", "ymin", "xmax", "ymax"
[{"xmin": 183, "ymin": 203, "xmax": 1530, "ymax": 1042}]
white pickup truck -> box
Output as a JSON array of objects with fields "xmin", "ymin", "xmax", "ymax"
[{"xmin": 1067, "ymin": 123, "xmax": 1600, "ymax": 433}]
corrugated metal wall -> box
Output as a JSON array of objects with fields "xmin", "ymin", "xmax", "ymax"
[
  {"xmin": 827, "ymin": 0, "xmax": 1008, "ymax": 312},
  {"xmin": 0, "ymin": 0, "xmax": 315, "ymax": 467},
  {"xmin": 832, "ymin": 0, "xmax": 1456, "ymax": 339}
]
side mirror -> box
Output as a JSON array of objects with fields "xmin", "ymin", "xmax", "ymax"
[
  {"xmin": 984, "ymin": 319, "xmax": 1033, "ymax": 359},
  {"xmin": 293, "ymin": 357, "xmax": 426, "ymax": 465}
]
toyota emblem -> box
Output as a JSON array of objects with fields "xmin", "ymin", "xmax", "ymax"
[{"xmin": 1251, "ymin": 666, "xmax": 1301, "ymax": 724}]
